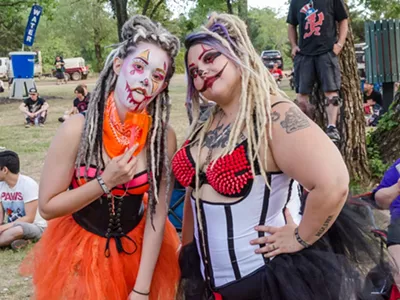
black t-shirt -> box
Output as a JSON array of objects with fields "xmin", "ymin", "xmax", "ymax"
[
  {"xmin": 73, "ymin": 97, "xmax": 89, "ymax": 113},
  {"xmin": 24, "ymin": 97, "xmax": 46, "ymax": 113},
  {"xmin": 287, "ymin": 0, "xmax": 348, "ymax": 56},
  {"xmin": 364, "ymin": 90, "xmax": 383, "ymax": 106}
]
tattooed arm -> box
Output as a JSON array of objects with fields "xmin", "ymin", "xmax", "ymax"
[{"xmin": 269, "ymin": 102, "xmax": 348, "ymax": 247}]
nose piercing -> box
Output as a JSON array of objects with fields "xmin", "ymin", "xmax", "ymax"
[
  {"xmin": 198, "ymin": 69, "xmax": 208, "ymax": 77},
  {"xmin": 141, "ymin": 79, "xmax": 149, "ymax": 86}
]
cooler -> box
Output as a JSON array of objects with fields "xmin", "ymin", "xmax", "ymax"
[{"xmin": 9, "ymin": 52, "xmax": 36, "ymax": 79}]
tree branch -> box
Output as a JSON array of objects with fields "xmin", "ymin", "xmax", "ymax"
[
  {"xmin": 0, "ymin": 0, "xmax": 34, "ymax": 7},
  {"xmin": 149, "ymin": 0, "xmax": 164, "ymax": 19}
]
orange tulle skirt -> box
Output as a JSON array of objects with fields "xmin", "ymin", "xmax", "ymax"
[{"xmin": 21, "ymin": 202, "xmax": 181, "ymax": 300}]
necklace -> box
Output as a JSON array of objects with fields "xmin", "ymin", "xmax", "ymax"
[{"xmin": 103, "ymin": 92, "xmax": 152, "ymax": 158}]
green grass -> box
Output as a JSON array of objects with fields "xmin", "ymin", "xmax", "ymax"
[{"xmin": 0, "ymin": 75, "xmax": 296, "ymax": 299}]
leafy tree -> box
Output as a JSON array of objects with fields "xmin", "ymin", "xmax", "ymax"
[{"xmin": 0, "ymin": 0, "xmax": 57, "ymax": 56}]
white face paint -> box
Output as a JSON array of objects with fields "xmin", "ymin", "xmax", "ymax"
[{"xmin": 114, "ymin": 42, "xmax": 169, "ymax": 112}]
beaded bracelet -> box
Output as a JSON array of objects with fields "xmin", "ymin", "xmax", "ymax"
[
  {"xmin": 294, "ymin": 227, "xmax": 310, "ymax": 248},
  {"xmin": 132, "ymin": 288, "xmax": 150, "ymax": 296}
]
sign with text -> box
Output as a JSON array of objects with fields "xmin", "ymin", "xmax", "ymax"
[{"xmin": 23, "ymin": 5, "xmax": 43, "ymax": 47}]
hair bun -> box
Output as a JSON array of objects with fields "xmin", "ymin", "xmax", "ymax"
[{"xmin": 121, "ymin": 15, "xmax": 157, "ymax": 42}]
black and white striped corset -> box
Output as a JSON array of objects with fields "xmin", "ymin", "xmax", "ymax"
[{"xmin": 191, "ymin": 173, "xmax": 303, "ymax": 289}]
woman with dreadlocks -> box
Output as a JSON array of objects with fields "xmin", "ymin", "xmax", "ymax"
[
  {"xmin": 172, "ymin": 13, "xmax": 389, "ymax": 300},
  {"xmin": 22, "ymin": 15, "xmax": 180, "ymax": 300}
]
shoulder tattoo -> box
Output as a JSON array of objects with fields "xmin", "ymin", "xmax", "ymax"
[{"xmin": 280, "ymin": 107, "xmax": 310, "ymax": 134}]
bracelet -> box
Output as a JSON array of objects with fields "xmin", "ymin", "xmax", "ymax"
[
  {"xmin": 132, "ymin": 288, "xmax": 150, "ymax": 296},
  {"xmin": 294, "ymin": 227, "xmax": 311, "ymax": 248},
  {"xmin": 96, "ymin": 175, "xmax": 110, "ymax": 194},
  {"xmin": 336, "ymin": 42, "xmax": 343, "ymax": 48}
]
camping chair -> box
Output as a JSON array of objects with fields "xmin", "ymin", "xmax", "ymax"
[{"xmin": 168, "ymin": 181, "xmax": 185, "ymax": 231}]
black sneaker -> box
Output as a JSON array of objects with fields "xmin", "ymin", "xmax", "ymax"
[
  {"xmin": 11, "ymin": 239, "xmax": 29, "ymax": 251},
  {"xmin": 326, "ymin": 126, "xmax": 341, "ymax": 143}
]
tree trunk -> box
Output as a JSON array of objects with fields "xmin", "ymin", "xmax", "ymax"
[
  {"xmin": 237, "ymin": 0, "xmax": 248, "ymax": 23},
  {"xmin": 142, "ymin": 0, "xmax": 151, "ymax": 16},
  {"xmin": 110, "ymin": 0, "xmax": 128, "ymax": 42},
  {"xmin": 94, "ymin": 29, "xmax": 103, "ymax": 72},
  {"xmin": 226, "ymin": 0, "xmax": 233, "ymax": 14},
  {"xmin": 149, "ymin": 0, "xmax": 164, "ymax": 18},
  {"xmin": 369, "ymin": 92, "xmax": 400, "ymax": 163},
  {"xmin": 311, "ymin": 7, "xmax": 371, "ymax": 183}
]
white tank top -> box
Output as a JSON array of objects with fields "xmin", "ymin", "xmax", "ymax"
[{"xmin": 191, "ymin": 173, "xmax": 303, "ymax": 288}]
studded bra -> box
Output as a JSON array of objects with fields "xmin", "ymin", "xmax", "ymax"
[{"xmin": 172, "ymin": 138, "xmax": 259, "ymax": 198}]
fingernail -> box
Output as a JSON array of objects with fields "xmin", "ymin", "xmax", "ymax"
[
  {"xmin": 250, "ymin": 241, "xmax": 254, "ymax": 245},
  {"xmin": 254, "ymin": 226, "xmax": 259, "ymax": 230},
  {"xmin": 255, "ymin": 250, "xmax": 259, "ymax": 254}
]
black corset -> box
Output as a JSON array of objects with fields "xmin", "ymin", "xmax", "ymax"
[{"xmin": 72, "ymin": 193, "xmax": 144, "ymax": 257}]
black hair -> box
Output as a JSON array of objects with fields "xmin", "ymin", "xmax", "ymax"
[
  {"xmin": 74, "ymin": 85, "xmax": 85, "ymax": 96},
  {"xmin": 0, "ymin": 150, "xmax": 20, "ymax": 174}
]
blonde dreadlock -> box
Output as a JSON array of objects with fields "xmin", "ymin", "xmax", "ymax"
[
  {"xmin": 75, "ymin": 15, "xmax": 180, "ymax": 225},
  {"xmin": 184, "ymin": 12, "xmax": 288, "ymax": 249}
]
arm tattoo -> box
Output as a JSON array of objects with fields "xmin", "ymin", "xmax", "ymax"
[
  {"xmin": 280, "ymin": 107, "xmax": 310, "ymax": 134},
  {"xmin": 271, "ymin": 111, "xmax": 280, "ymax": 122},
  {"xmin": 315, "ymin": 215, "xmax": 334, "ymax": 237}
]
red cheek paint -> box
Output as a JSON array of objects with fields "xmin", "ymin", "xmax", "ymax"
[
  {"xmin": 163, "ymin": 62, "xmax": 167, "ymax": 71},
  {"xmin": 189, "ymin": 63, "xmax": 195, "ymax": 68}
]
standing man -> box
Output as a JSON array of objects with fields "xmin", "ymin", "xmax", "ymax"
[
  {"xmin": 0, "ymin": 150, "xmax": 46, "ymax": 250},
  {"xmin": 287, "ymin": 0, "xmax": 348, "ymax": 143},
  {"xmin": 19, "ymin": 87, "xmax": 49, "ymax": 128}
]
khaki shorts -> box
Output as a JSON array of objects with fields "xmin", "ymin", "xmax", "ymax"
[{"xmin": 13, "ymin": 222, "xmax": 45, "ymax": 240}]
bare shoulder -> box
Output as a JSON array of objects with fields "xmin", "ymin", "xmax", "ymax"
[
  {"xmin": 49, "ymin": 114, "xmax": 86, "ymax": 155},
  {"xmin": 57, "ymin": 114, "xmax": 85, "ymax": 141}
]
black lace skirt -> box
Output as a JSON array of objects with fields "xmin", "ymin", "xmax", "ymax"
[{"xmin": 178, "ymin": 204, "xmax": 393, "ymax": 300}]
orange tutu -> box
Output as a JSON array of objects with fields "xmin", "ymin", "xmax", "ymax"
[{"xmin": 21, "ymin": 203, "xmax": 181, "ymax": 300}]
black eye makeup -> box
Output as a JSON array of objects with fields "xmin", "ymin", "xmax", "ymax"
[
  {"xmin": 189, "ymin": 68, "xmax": 199, "ymax": 79},
  {"xmin": 203, "ymin": 51, "xmax": 222, "ymax": 64}
]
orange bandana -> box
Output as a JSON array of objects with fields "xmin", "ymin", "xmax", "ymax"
[{"xmin": 103, "ymin": 92, "xmax": 152, "ymax": 158}]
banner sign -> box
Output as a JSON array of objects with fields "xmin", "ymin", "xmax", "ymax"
[{"xmin": 23, "ymin": 5, "xmax": 43, "ymax": 47}]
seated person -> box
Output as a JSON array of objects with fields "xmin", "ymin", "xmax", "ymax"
[
  {"xmin": 269, "ymin": 63, "xmax": 283, "ymax": 82},
  {"xmin": 58, "ymin": 85, "xmax": 89, "ymax": 122},
  {"xmin": 19, "ymin": 88, "xmax": 49, "ymax": 128},
  {"xmin": 81, "ymin": 83, "xmax": 91, "ymax": 101},
  {"xmin": 374, "ymin": 158, "xmax": 400, "ymax": 289},
  {"xmin": 0, "ymin": 150, "xmax": 47, "ymax": 250},
  {"xmin": 363, "ymin": 81, "xmax": 383, "ymax": 113}
]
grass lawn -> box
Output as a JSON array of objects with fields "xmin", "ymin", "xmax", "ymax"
[{"xmin": 0, "ymin": 75, "xmax": 295, "ymax": 299}]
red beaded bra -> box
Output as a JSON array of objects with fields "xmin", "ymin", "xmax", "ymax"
[{"xmin": 172, "ymin": 138, "xmax": 260, "ymax": 198}]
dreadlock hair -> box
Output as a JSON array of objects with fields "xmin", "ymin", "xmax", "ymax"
[
  {"xmin": 75, "ymin": 15, "xmax": 180, "ymax": 226},
  {"xmin": 183, "ymin": 12, "xmax": 288, "ymax": 245}
]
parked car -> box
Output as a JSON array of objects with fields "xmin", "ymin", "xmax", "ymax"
[
  {"xmin": 53, "ymin": 57, "xmax": 89, "ymax": 81},
  {"xmin": 261, "ymin": 50, "xmax": 284, "ymax": 70}
]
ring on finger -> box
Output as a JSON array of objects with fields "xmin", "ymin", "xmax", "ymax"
[{"xmin": 271, "ymin": 244, "xmax": 277, "ymax": 251}]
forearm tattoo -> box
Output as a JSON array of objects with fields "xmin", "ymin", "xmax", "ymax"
[
  {"xmin": 280, "ymin": 107, "xmax": 310, "ymax": 134},
  {"xmin": 315, "ymin": 215, "xmax": 334, "ymax": 237}
]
